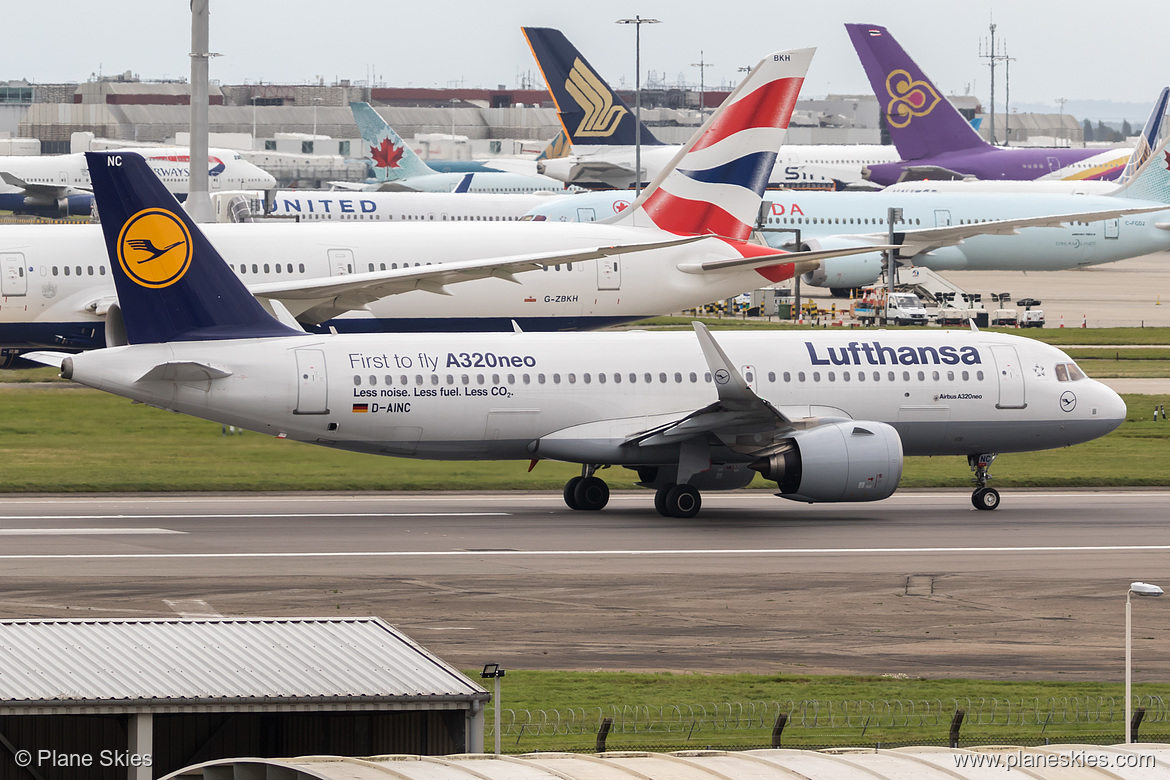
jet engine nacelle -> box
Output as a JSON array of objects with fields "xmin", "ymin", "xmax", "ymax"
[
  {"xmin": 798, "ymin": 237, "xmax": 886, "ymax": 290},
  {"xmin": 751, "ymin": 421, "xmax": 903, "ymax": 503}
]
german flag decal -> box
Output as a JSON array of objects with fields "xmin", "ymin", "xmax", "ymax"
[{"xmin": 352, "ymin": 403, "xmax": 369, "ymax": 413}]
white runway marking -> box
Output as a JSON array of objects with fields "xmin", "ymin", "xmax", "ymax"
[
  {"xmin": 2, "ymin": 544, "xmax": 1169, "ymax": 561},
  {"xmin": 0, "ymin": 527, "xmax": 185, "ymax": 535},
  {"xmin": 0, "ymin": 513, "xmax": 508, "ymax": 522}
]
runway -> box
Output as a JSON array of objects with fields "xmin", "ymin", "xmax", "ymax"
[{"xmin": 0, "ymin": 490, "xmax": 1167, "ymax": 681}]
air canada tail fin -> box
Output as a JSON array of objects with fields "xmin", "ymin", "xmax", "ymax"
[
  {"xmin": 1109, "ymin": 132, "xmax": 1170, "ymax": 203},
  {"xmin": 1119, "ymin": 87, "xmax": 1170, "ymax": 185},
  {"xmin": 606, "ymin": 48, "xmax": 813, "ymax": 242},
  {"xmin": 522, "ymin": 26, "xmax": 662, "ymax": 147},
  {"xmin": 845, "ymin": 23, "xmax": 986, "ymax": 159},
  {"xmin": 350, "ymin": 102, "xmax": 436, "ymax": 184},
  {"xmin": 85, "ymin": 151, "xmax": 301, "ymax": 345}
]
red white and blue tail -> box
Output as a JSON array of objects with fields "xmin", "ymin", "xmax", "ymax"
[{"xmin": 609, "ymin": 48, "xmax": 813, "ymax": 241}]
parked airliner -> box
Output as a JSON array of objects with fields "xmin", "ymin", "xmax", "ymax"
[
  {"xmin": 0, "ymin": 147, "xmax": 276, "ymax": 217},
  {"xmin": 525, "ymin": 132, "xmax": 1170, "ymax": 295},
  {"xmin": 26, "ymin": 150, "xmax": 1127, "ymax": 516},
  {"xmin": 1, "ymin": 49, "xmax": 879, "ymax": 354},
  {"xmin": 846, "ymin": 23, "xmax": 1132, "ymax": 185},
  {"xmin": 212, "ymin": 189, "xmax": 574, "ymax": 223},
  {"xmin": 350, "ymin": 103, "xmax": 578, "ymax": 194},
  {"xmin": 522, "ymin": 26, "xmax": 899, "ymax": 189}
]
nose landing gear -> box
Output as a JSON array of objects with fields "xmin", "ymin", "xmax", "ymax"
[{"xmin": 969, "ymin": 453, "xmax": 1000, "ymax": 510}]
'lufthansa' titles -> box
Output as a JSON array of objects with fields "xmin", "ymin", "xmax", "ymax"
[{"xmin": 806, "ymin": 341, "xmax": 980, "ymax": 366}]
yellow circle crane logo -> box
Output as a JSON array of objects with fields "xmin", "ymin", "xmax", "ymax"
[{"xmin": 116, "ymin": 208, "xmax": 193, "ymax": 288}]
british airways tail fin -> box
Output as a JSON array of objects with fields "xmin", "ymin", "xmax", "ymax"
[
  {"xmin": 85, "ymin": 152, "xmax": 301, "ymax": 345},
  {"xmin": 1119, "ymin": 87, "xmax": 1170, "ymax": 185},
  {"xmin": 350, "ymin": 102, "xmax": 436, "ymax": 183},
  {"xmin": 1110, "ymin": 132, "xmax": 1170, "ymax": 203},
  {"xmin": 606, "ymin": 48, "xmax": 813, "ymax": 242},
  {"xmin": 522, "ymin": 26, "xmax": 662, "ymax": 147},
  {"xmin": 845, "ymin": 23, "xmax": 986, "ymax": 160}
]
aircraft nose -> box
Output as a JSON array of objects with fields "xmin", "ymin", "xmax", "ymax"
[{"xmin": 1096, "ymin": 382, "xmax": 1127, "ymax": 433}]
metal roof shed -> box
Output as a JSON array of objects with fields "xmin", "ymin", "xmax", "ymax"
[{"xmin": 0, "ymin": 617, "xmax": 489, "ymax": 780}]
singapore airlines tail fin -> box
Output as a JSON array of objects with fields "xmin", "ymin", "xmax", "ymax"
[
  {"xmin": 1118, "ymin": 87, "xmax": 1170, "ymax": 185},
  {"xmin": 350, "ymin": 102, "xmax": 437, "ymax": 184},
  {"xmin": 536, "ymin": 128, "xmax": 571, "ymax": 161},
  {"xmin": 1109, "ymin": 132, "xmax": 1170, "ymax": 202},
  {"xmin": 84, "ymin": 151, "xmax": 302, "ymax": 345},
  {"xmin": 845, "ymin": 23, "xmax": 986, "ymax": 160},
  {"xmin": 522, "ymin": 26, "xmax": 662, "ymax": 147},
  {"xmin": 608, "ymin": 48, "xmax": 813, "ymax": 242}
]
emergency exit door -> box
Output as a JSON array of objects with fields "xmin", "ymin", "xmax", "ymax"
[{"xmin": 294, "ymin": 349, "xmax": 329, "ymax": 414}]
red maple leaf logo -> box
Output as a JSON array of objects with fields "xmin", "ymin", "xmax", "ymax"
[{"xmin": 371, "ymin": 138, "xmax": 405, "ymax": 169}]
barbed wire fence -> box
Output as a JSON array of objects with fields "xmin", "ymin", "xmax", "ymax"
[{"xmin": 490, "ymin": 696, "xmax": 1170, "ymax": 751}]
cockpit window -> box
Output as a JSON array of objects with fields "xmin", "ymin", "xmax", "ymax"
[
  {"xmin": 1055, "ymin": 364, "xmax": 1068, "ymax": 382},
  {"xmin": 1055, "ymin": 362, "xmax": 1086, "ymax": 382}
]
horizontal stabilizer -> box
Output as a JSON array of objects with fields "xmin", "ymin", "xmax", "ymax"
[{"xmin": 20, "ymin": 351, "xmax": 73, "ymax": 368}]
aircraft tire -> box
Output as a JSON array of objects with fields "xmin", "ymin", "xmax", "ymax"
[
  {"xmin": 663, "ymin": 485, "xmax": 702, "ymax": 518},
  {"xmin": 972, "ymin": 487, "xmax": 1000, "ymax": 511},
  {"xmin": 563, "ymin": 477, "xmax": 584, "ymax": 510},
  {"xmin": 574, "ymin": 476, "xmax": 610, "ymax": 511},
  {"xmin": 654, "ymin": 487, "xmax": 670, "ymax": 517}
]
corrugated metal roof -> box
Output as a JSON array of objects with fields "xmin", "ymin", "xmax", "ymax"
[
  {"xmin": 165, "ymin": 746, "xmax": 1170, "ymax": 780},
  {"xmin": 0, "ymin": 617, "xmax": 487, "ymax": 706}
]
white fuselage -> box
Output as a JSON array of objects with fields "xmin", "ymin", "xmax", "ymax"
[
  {"xmin": 251, "ymin": 190, "xmax": 586, "ymax": 223},
  {"xmin": 0, "ymin": 221, "xmax": 793, "ymax": 348},
  {"xmin": 373, "ymin": 169, "xmax": 577, "ymax": 195},
  {"xmin": 62, "ymin": 329, "xmax": 1125, "ymax": 464},
  {"xmin": 540, "ymin": 144, "xmax": 902, "ymax": 188},
  {"xmin": 0, "ymin": 148, "xmax": 276, "ymax": 197}
]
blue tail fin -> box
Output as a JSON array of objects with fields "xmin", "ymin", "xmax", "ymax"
[
  {"xmin": 85, "ymin": 151, "xmax": 301, "ymax": 344},
  {"xmin": 845, "ymin": 23, "xmax": 986, "ymax": 159},
  {"xmin": 350, "ymin": 102, "xmax": 437, "ymax": 183},
  {"xmin": 522, "ymin": 26, "xmax": 662, "ymax": 147}
]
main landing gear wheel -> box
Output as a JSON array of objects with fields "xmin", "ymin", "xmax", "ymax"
[
  {"xmin": 656, "ymin": 485, "xmax": 702, "ymax": 518},
  {"xmin": 563, "ymin": 477, "xmax": 583, "ymax": 510},
  {"xmin": 573, "ymin": 476, "xmax": 610, "ymax": 511},
  {"xmin": 972, "ymin": 487, "xmax": 1001, "ymax": 511}
]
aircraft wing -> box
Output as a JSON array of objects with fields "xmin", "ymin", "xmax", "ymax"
[
  {"xmin": 247, "ymin": 235, "xmax": 705, "ymax": 325},
  {"xmin": 893, "ymin": 165, "xmax": 969, "ymax": 182},
  {"xmin": 841, "ymin": 204, "xmax": 1168, "ymax": 257},
  {"xmin": 681, "ymin": 244, "xmax": 896, "ymax": 275},
  {"xmin": 539, "ymin": 324, "xmax": 830, "ymax": 460},
  {"xmin": 0, "ymin": 172, "xmax": 76, "ymax": 199}
]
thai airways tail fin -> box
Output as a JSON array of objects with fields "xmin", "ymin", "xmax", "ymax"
[
  {"xmin": 1118, "ymin": 87, "xmax": 1170, "ymax": 185},
  {"xmin": 845, "ymin": 23, "xmax": 986, "ymax": 160},
  {"xmin": 522, "ymin": 26, "xmax": 662, "ymax": 147},
  {"xmin": 350, "ymin": 102, "xmax": 437, "ymax": 184},
  {"xmin": 606, "ymin": 48, "xmax": 813, "ymax": 242},
  {"xmin": 1109, "ymin": 131, "xmax": 1170, "ymax": 203},
  {"xmin": 84, "ymin": 151, "xmax": 301, "ymax": 345}
]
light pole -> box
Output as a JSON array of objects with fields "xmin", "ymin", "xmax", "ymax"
[
  {"xmin": 480, "ymin": 664, "xmax": 505, "ymax": 754},
  {"xmin": 1126, "ymin": 581, "xmax": 1162, "ymax": 744},
  {"xmin": 616, "ymin": 15, "xmax": 661, "ymax": 197}
]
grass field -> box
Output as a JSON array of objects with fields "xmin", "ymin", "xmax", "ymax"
[
  {"xmin": 0, "ymin": 387, "xmax": 1167, "ymax": 492},
  {"xmin": 471, "ymin": 671, "xmax": 1168, "ymax": 751}
]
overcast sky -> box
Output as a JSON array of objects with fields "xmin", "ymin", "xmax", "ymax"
[{"xmin": 6, "ymin": 1, "xmax": 1160, "ymax": 111}]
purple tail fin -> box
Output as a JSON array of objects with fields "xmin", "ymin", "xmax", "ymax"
[{"xmin": 845, "ymin": 23, "xmax": 986, "ymax": 160}]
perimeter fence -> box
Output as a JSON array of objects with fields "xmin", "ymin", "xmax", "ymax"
[{"xmin": 491, "ymin": 696, "xmax": 1170, "ymax": 753}]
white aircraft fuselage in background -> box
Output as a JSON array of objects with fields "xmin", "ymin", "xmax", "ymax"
[{"xmin": 0, "ymin": 222, "xmax": 804, "ymax": 348}]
